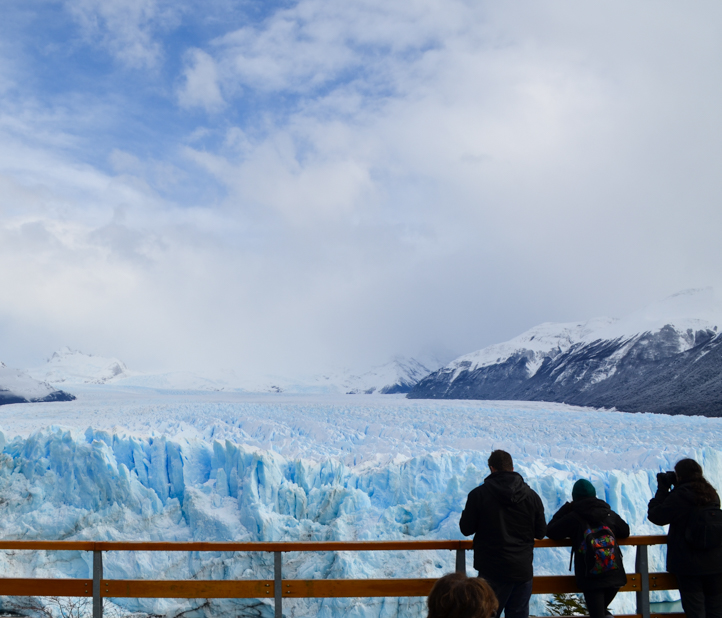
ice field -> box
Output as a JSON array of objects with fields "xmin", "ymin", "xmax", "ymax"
[{"xmin": 0, "ymin": 386, "xmax": 721, "ymax": 617}]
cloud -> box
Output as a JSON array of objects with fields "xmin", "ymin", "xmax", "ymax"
[
  {"xmin": 213, "ymin": 0, "xmax": 472, "ymax": 96},
  {"xmin": 1, "ymin": 0, "xmax": 722, "ymax": 376},
  {"xmin": 177, "ymin": 48, "xmax": 225, "ymax": 112},
  {"xmin": 63, "ymin": 0, "xmax": 176, "ymax": 69}
]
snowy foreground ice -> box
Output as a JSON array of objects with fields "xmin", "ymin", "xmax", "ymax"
[{"xmin": 0, "ymin": 387, "xmax": 721, "ymax": 618}]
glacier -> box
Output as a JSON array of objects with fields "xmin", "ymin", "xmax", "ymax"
[{"xmin": 0, "ymin": 387, "xmax": 721, "ymax": 617}]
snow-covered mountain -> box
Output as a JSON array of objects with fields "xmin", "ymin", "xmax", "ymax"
[
  {"xmin": 23, "ymin": 351, "xmax": 436, "ymax": 394},
  {"xmin": 28, "ymin": 347, "xmax": 129, "ymax": 385},
  {"xmin": 408, "ymin": 288, "xmax": 722, "ymax": 416},
  {"xmin": 0, "ymin": 362, "xmax": 75, "ymax": 406},
  {"xmin": 311, "ymin": 356, "xmax": 438, "ymax": 394}
]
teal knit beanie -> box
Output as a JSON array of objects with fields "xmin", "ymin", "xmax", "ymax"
[{"xmin": 572, "ymin": 479, "xmax": 596, "ymax": 501}]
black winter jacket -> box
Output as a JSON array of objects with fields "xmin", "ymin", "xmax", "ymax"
[
  {"xmin": 460, "ymin": 471, "xmax": 547, "ymax": 581},
  {"xmin": 648, "ymin": 481, "xmax": 722, "ymax": 575},
  {"xmin": 547, "ymin": 497, "xmax": 629, "ymax": 591}
]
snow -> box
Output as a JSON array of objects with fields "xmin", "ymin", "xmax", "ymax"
[
  {"xmin": 27, "ymin": 351, "xmax": 437, "ymax": 396},
  {"xmin": 27, "ymin": 347, "xmax": 129, "ymax": 385},
  {"xmin": 0, "ymin": 364, "xmax": 61, "ymax": 401},
  {"xmin": 589, "ymin": 287, "xmax": 722, "ymax": 342},
  {"xmin": 0, "ymin": 386, "xmax": 720, "ymax": 617},
  {"xmin": 448, "ymin": 288, "xmax": 722, "ymax": 376},
  {"xmin": 451, "ymin": 317, "xmax": 615, "ymax": 375}
]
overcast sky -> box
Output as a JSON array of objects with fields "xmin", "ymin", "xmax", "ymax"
[{"xmin": 1, "ymin": 0, "xmax": 721, "ymax": 375}]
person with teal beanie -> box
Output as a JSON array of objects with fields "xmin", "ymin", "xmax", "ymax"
[{"xmin": 547, "ymin": 480, "xmax": 630, "ymax": 618}]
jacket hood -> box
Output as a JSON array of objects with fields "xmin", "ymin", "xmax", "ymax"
[
  {"xmin": 483, "ymin": 471, "xmax": 528, "ymax": 505},
  {"xmin": 572, "ymin": 497, "xmax": 613, "ymax": 523},
  {"xmin": 674, "ymin": 479, "xmax": 721, "ymax": 508}
]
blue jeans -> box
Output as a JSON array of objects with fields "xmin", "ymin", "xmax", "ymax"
[{"xmin": 483, "ymin": 576, "xmax": 534, "ymax": 618}]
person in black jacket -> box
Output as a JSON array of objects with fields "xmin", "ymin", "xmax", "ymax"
[
  {"xmin": 648, "ymin": 458, "xmax": 722, "ymax": 618},
  {"xmin": 547, "ymin": 479, "xmax": 630, "ymax": 618},
  {"xmin": 460, "ymin": 450, "xmax": 547, "ymax": 618}
]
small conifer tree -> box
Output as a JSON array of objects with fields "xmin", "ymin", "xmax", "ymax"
[{"xmin": 545, "ymin": 592, "xmax": 588, "ymax": 616}]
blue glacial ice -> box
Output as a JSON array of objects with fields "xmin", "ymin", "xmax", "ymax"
[{"xmin": 0, "ymin": 389, "xmax": 721, "ymax": 617}]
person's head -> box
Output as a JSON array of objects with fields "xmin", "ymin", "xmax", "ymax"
[
  {"xmin": 488, "ymin": 450, "xmax": 513, "ymax": 473},
  {"xmin": 427, "ymin": 573, "xmax": 499, "ymax": 618},
  {"xmin": 674, "ymin": 458, "xmax": 718, "ymax": 506},
  {"xmin": 572, "ymin": 479, "xmax": 596, "ymax": 502},
  {"xmin": 674, "ymin": 458, "xmax": 704, "ymax": 483}
]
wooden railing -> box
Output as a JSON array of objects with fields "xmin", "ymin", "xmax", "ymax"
[{"xmin": 0, "ymin": 536, "xmax": 677, "ymax": 618}]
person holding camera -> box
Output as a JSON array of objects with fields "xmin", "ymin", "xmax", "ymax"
[
  {"xmin": 648, "ymin": 459, "xmax": 722, "ymax": 618},
  {"xmin": 547, "ymin": 479, "xmax": 629, "ymax": 618}
]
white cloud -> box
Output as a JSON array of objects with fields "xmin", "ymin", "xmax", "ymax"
[
  {"xmin": 214, "ymin": 0, "xmax": 472, "ymax": 95},
  {"xmin": 64, "ymin": 0, "xmax": 176, "ymax": 69},
  {"xmin": 2, "ymin": 0, "xmax": 722, "ymax": 376},
  {"xmin": 177, "ymin": 49, "xmax": 225, "ymax": 112}
]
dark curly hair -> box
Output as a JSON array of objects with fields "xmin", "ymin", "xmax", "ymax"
[
  {"xmin": 427, "ymin": 573, "xmax": 498, "ymax": 618},
  {"xmin": 488, "ymin": 450, "xmax": 513, "ymax": 472},
  {"xmin": 674, "ymin": 459, "xmax": 720, "ymax": 506}
]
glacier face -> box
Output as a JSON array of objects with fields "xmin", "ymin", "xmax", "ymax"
[{"xmin": 0, "ymin": 388, "xmax": 721, "ymax": 617}]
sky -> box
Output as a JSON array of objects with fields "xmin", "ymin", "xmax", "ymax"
[{"xmin": 1, "ymin": 0, "xmax": 721, "ymax": 376}]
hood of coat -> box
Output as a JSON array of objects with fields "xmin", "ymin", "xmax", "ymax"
[
  {"xmin": 674, "ymin": 478, "xmax": 721, "ymax": 508},
  {"xmin": 571, "ymin": 497, "xmax": 613, "ymax": 523},
  {"xmin": 483, "ymin": 470, "xmax": 528, "ymax": 505}
]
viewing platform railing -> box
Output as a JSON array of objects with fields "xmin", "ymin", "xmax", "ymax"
[{"xmin": 0, "ymin": 535, "xmax": 677, "ymax": 618}]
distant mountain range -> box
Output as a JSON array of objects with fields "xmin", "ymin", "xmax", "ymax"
[
  {"xmin": 408, "ymin": 288, "xmax": 722, "ymax": 417},
  {"xmin": 0, "ymin": 349, "xmax": 441, "ymax": 404},
  {"xmin": 0, "ymin": 362, "xmax": 75, "ymax": 406},
  {"xmin": 27, "ymin": 347, "xmax": 129, "ymax": 385},
  {"xmin": 105, "ymin": 356, "xmax": 440, "ymax": 395},
  {"xmin": 4, "ymin": 289, "xmax": 722, "ymax": 416}
]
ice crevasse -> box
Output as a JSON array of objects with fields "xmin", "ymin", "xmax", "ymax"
[{"xmin": 0, "ymin": 426, "xmax": 719, "ymax": 617}]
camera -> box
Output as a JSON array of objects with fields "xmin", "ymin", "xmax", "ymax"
[{"xmin": 657, "ymin": 470, "xmax": 677, "ymax": 488}]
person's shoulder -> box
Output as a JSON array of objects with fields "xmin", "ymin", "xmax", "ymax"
[
  {"xmin": 519, "ymin": 478, "xmax": 542, "ymax": 498},
  {"xmin": 518, "ymin": 480, "xmax": 545, "ymax": 507},
  {"xmin": 467, "ymin": 483, "xmax": 486, "ymax": 499},
  {"xmin": 670, "ymin": 484, "xmax": 698, "ymax": 504}
]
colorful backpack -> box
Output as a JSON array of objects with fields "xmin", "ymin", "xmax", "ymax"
[{"xmin": 571, "ymin": 524, "xmax": 620, "ymax": 576}]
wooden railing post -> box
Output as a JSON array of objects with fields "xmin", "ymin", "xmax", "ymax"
[
  {"xmin": 274, "ymin": 551, "xmax": 282, "ymax": 618},
  {"xmin": 455, "ymin": 547, "xmax": 466, "ymax": 574},
  {"xmin": 93, "ymin": 549, "xmax": 103, "ymax": 618},
  {"xmin": 635, "ymin": 544, "xmax": 650, "ymax": 618}
]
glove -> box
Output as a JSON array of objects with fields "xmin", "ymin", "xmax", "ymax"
[{"xmin": 657, "ymin": 471, "xmax": 676, "ymax": 490}]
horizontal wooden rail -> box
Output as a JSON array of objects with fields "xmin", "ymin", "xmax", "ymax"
[
  {"xmin": 0, "ymin": 578, "xmax": 92, "ymax": 597},
  {"xmin": 103, "ymin": 579, "xmax": 275, "ymax": 599},
  {"xmin": 0, "ymin": 573, "xmax": 682, "ymax": 599}
]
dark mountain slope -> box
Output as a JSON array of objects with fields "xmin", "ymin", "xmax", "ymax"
[{"xmin": 408, "ymin": 327, "xmax": 722, "ymax": 417}]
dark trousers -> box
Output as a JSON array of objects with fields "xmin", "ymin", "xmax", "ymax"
[
  {"xmin": 676, "ymin": 574, "xmax": 722, "ymax": 618},
  {"xmin": 583, "ymin": 587, "xmax": 619, "ymax": 618},
  {"xmin": 483, "ymin": 576, "xmax": 533, "ymax": 618}
]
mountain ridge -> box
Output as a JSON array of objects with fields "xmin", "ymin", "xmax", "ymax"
[
  {"xmin": 0, "ymin": 362, "xmax": 75, "ymax": 406},
  {"xmin": 408, "ymin": 289, "xmax": 722, "ymax": 416},
  {"xmin": 20, "ymin": 350, "xmax": 441, "ymax": 396}
]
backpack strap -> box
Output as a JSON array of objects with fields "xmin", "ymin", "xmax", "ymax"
[{"xmin": 569, "ymin": 511, "xmax": 587, "ymax": 572}]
